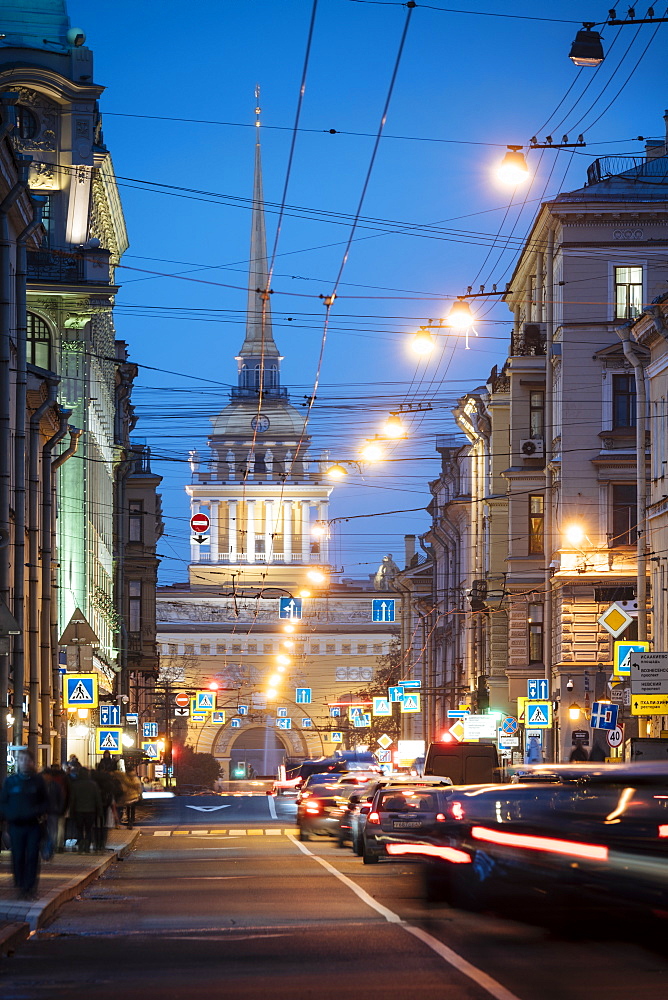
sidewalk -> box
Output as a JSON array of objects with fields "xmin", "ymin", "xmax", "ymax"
[{"xmin": 0, "ymin": 827, "xmax": 139, "ymax": 950}]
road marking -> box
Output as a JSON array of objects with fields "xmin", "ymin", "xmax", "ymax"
[
  {"xmin": 267, "ymin": 794, "xmax": 277, "ymax": 820},
  {"xmin": 152, "ymin": 831, "xmax": 171, "ymax": 837},
  {"xmin": 144, "ymin": 828, "xmax": 299, "ymax": 837},
  {"xmin": 286, "ymin": 835, "xmax": 523, "ymax": 1000}
]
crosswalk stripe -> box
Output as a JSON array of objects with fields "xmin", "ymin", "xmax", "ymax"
[{"xmin": 144, "ymin": 827, "xmax": 301, "ymax": 837}]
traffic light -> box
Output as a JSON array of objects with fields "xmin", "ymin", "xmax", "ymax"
[
  {"xmin": 476, "ymin": 676, "xmax": 489, "ymax": 712},
  {"xmin": 232, "ymin": 762, "xmax": 247, "ymax": 779}
]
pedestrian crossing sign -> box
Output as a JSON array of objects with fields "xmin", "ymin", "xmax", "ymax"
[
  {"xmin": 373, "ymin": 697, "xmax": 392, "ymax": 717},
  {"xmin": 331, "ymin": 731, "xmax": 343, "ymax": 742},
  {"xmin": 142, "ymin": 741, "xmax": 160, "ymax": 759},
  {"xmin": 65, "ymin": 673, "xmax": 98, "ymax": 709},
  {"xmin": 525, "ymin": 701, "xmax": 552, "ymax": 728},
  {"xmin": 96, "ymin": 727, "xmax": 122, "ymax": 754},
  {"xmin": 196, "ymin": 691, "xmax": 216, "ymax": 712},
  {"xmin": 400, "ymin": 693, "xmax": 420, "ymax": 714}
]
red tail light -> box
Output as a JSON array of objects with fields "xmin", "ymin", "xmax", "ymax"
[
  {"xmin": 305, "ymin": 804, "xmax": 321, "ymax": 815},
  {"xmin": 436, "ymin": 813, "xmax": 446, "ymax": 822},
  {"xmin": 451, "ymin": 801, "xmax": 465, "ymax": 821},
  {"xmin": 367, "ymin": 811, "xmax": 380, "ymax": 825}
]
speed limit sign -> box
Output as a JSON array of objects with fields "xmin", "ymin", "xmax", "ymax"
[{"xmin": 607, "ymin": 726, "xmax": 624, "ymax": 749}]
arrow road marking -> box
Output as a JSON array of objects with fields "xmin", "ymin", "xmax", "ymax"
[{"xmin": 185, "ymin": 805, "xmax": 233, "ymax": 812}]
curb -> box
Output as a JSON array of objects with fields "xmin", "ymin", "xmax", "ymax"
[
  {"xmin": 0, "ymin": 922, "xmax": 30, "ymax": 957},
  {"xmin": 1, "ymin": 831, "xmax": 140, "ymax": 934}
]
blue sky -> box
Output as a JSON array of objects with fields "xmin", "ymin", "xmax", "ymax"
[{"xmin": 67, "ymin": 0, "xmax": 664, "ymax": 584}]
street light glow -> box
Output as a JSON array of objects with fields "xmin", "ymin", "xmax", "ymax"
[
  {"xmin": 277, "ymin": 654, "xmax": 291, "ymax": 665},
  {"xmin": 412, "ymin": 327, "xmax": 434, "ymax": 355},
  {"xmin": 497, "ymin": 146, "xmax": 530, "ymax": 186},
  {"xmin": 565, "ymin": 524, "xmax": 585, "ymax": 546},
  {"xmin": 448, "ymin": 298, "xmax": 475, "ymax": 330},
  {"xmin": 307, "ymin": 568, "xmax": 327, "ymax": 584},
  {"xmin": 360, "ymin": 440, "xmax": 383, "ymax": 462},
  {"xmin": 568, "ymin": 703, "xmax": 582, "ymax": 721},
  {"xmin": 326, "ymin": 463, "xmax": 348, "ymax": 480},
  {"xmin": 383, "ymin": 413, "xmax": 406, "ymax": 439}
]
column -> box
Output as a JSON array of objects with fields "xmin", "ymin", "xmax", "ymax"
[
  {"xmin": 318, "ymin": 501, "xmax": 329, "ymax": 563},
  {"xmin": 228, "ymin": 501, "xmax": 237, "ymax": 563},
  {"xmin": 301, "ymin": 501, "xmax": 311, "ymax": 563},
  {"xmin": 247, "ymin": 500, "xmax": 256, "ymax": 563},
  {"xmin": 264, "ymin": 500, "xmax": 274, "ymax": 563},
  {"xmin": 283, "ymin": 500, "xmax": 293, "ymax": 563},
  {"xmin": 210, "ymin": 501, "xmax": 219, "ymax": 562}
]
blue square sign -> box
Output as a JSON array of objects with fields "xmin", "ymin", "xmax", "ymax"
[
  {"xmin": 296, "ymin": 688, "xmax": 311, "ymax": 705},
  {"xmin": 279, "ymin": 597, "xmax": 302, "ymax": 620},
  {"xmin": 372, "ymin": 599, "xmax": 395, "ymax": 622}
]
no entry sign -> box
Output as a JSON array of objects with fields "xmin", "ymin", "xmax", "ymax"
[
  {"xmin": 174, "ymin": 691, "xmax": 190, "ymax": 708},
  {"xmin": 190, "ymin": 512, "xmax": 210, "ymax": 534}
]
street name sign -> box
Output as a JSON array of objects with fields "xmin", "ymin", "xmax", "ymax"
[
  {"xmin": 630, "ymin": 652, "xmax": 668, "ymax": 696},
  {"xmin": 64, "ymin": 673, "xmax": 98, "ymax": 709},
  {"xmin": 463, "ymin": 714, "xmax": 496, "ymax": 739},
  {"xmin": 572, "ymin": 729, "xmax": 590, "ymax": 746},
  {"xmin": 631, "ymin": 694, "xmax": 668, "ymax": 716}
]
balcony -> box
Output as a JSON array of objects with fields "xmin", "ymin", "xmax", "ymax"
[
  {"xmin": 27, "ymin": 247, "xmax": 112, "ymax": 285},
  {"xmin": 512, "ymin": 323, "xmax": 546, "ymax": 357}
]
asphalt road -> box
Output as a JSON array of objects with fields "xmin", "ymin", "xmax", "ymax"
[{"xmin": 1, "ymin": 794, "xmax": 667, "ymax": 1000}]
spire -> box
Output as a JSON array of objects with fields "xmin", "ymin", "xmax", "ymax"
[{"xmin": 237, "ymin": 86, "xmax": 281, "ymax": 371}]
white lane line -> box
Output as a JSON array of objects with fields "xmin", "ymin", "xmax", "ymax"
[
  {"xmin": 286, "ymin": 835, "xmax": 523, "ymax": 1000},
  {"xmin": 267, "ymin": 795, "xmax": 277, "ymax": 820}
]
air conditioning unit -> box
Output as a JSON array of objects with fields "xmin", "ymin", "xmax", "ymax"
[{"xmin": 520, "ymin": 438, "xmax": 544, "ymax": 458}]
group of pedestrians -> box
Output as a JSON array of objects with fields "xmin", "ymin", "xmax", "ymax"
[{"xmin": 0, "ymin": 748, "xmax": 143, "ymax": 901}]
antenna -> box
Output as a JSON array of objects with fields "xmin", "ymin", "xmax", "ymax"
[{"xmin": 255, "ymin": 83, "xmax": 261, "ymax": 130}]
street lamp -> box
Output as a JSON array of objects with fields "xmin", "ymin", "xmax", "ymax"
[
  {"xmin": 411, "ymin": 327, "xmax": 434, "ymax": 355},
  {"xmin": 569, "ymin": 23, "xmax": 605, "ymax": 66},
  {"xmin": 564, "ymin": 523, "xmax": 585, "ymax": 547},
  {"xmin": 307, "ymin": 568, "xmax": 327, "ymax": 585},
  {"xmin": 497, "ymin": 146, "xmax": 530, "ymax": 186},
  {"xmin": 326, "ymin": 463, "xmax": 348, "ymax": 480},
  {"xmin": 448, "ymin": 297, "xmax": 475, "ymax": 330},
  {"xmin": 568, "ymin": 703, "xmax": 582, "ymax": 721},
  {"xmin": 382, "ymin": 413, "xmax": 407, "ymax": 439},
  {"xmin": 360, "ymin": 439, "xmax": 384, "ymax": 462}
]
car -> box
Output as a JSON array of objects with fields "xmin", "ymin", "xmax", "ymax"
[
  {"xmin": 296, "ymin": 772, "xmax": 346, "ymax": 803},
  {"xmin": 361, "ymin": 785, "xmax": 455, "ymax": 864},
  {"xmin": 297, "ymin": 786, "xmax": 352, "ymax": 841},
  {"xmin": 337, "ymin": 775, "xmax": 455, "ymax": 853},
  {"xmin": 389, "ymin": 763, "xmax": 668, "ymax": 922}
]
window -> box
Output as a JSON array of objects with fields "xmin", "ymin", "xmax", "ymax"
[
  {"xmin": 128, "ymin": 581, "xmax": 141, "ymax": 633},
  {"xmin": 373, "ymin": 644, "xmax": 382, "ymax": 654},
  {"xmin": 129, "ymin": 500, "xmax": 143, "ymax": 541},
  {"xmin": 357, "ymin": 644, "xmax": 367, "ymax": 654},
  {"xmin": 341, "ymin": 644, "xmax": 351, "ymax": 655},
  {"xmin": 16, "ymin": 105, "xmax": 38, "ymax": 140},
  {"xmin": 611, "ymin": 484, "xmax": 637, "ymax": 546},
  {"xmin": 326, "ymin": 643, "xmax": 335, "ymax": 654},
  {"xmin": 529, "ymin": 495, "xmax": 544, "ymax": 554},
  {"xmin": 168, "ymin": 643, "xmax": 177, "ymax": 654},
  {"xmin": 200, "ymin": 644, "xmax": 210, "ymax": 655},
  {"xmin": 263, "ymin": 643, "xmax": 272, "ymax": 653},
  {"xmin": 311, "ymin": 644, "xmax": 320, "ymax": 654},
  {"xmin": 27, "ymin": 312, "xmax": 52, "ymax": 370},
  {"xmin": 615, "ymin": 266, "xmax": 643, "ymax": 319},
  {"xmin": 40, "ymin": 194, "xmax": 54, "ymax": 246},
  {"xmin": 528, "ymin": 604, "xmax": 543, "ymax": 663},
  {"xmin": 248, "ymin": 644, "xmax": 257, "ymax": 654},
  {"xmin": 184, "ymin": 644, "xmax": 194, "ymax": 655},
  {"xmin": 612, "ymin": 374, "xmax": 636, "ymax": 428},
  {"xmin": 232, "ymin": 644, "xmax": 241, "ymax": 654},
  {"xmin": 529, "ymin": 390, "xmax": 545, "ymax": 439},
  {"xmin": 217, "ymin": 644, "xmax": 226, "ymax": 654}
]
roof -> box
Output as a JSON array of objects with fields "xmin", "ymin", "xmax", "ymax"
[{"xmin": 0, "ymin": 0, "xmax": 73, "ymax": 53}]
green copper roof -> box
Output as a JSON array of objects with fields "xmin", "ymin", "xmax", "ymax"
[{"xmin": 1, "ymin": 0, "xmax": 73, "ymax": 53}]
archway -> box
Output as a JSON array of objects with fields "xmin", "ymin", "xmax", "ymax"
[{"xmin": 228, "ymin": 727, "xmax": 287, "ymax": 779}]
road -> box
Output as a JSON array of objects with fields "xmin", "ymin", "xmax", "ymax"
[{"xmin": 1, "ymin": 792, "xmax": 667, "ymax": 1000}]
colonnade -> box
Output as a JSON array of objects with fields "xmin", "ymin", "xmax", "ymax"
[{"xmin": 190, "ymin": 498, "xmax": 329, "ymax": 563}]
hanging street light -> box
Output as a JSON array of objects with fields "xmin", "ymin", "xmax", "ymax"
[
  {"xmin": 569, "ymin": 23, "xmax": 604, "ymax": 66},
  {"xmin": 360, "ymin": 439, "xmax": 384, "ymax": 462},
  {"xmin": 307, "ymin": 568, "xmax": 327, "ymax": 585},
  {"xmin": 448, "ymin": 297, "xmax": 475, "ymax": 329},
  {"xmin": 497, "ymin": 145, "xmax": 530, "ymax": 186},
  {"xmin": 382, "ymin": 413, "xmax": 407, "ymax": 439},
  {"xmin": 326, "ymin": 463, "xmax": 348, "ymax": 480},
  {"xmin": 412, "ymin": 327, "xmax": 434, "ymax": 355}
]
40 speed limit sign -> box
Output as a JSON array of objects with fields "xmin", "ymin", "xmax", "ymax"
[{"xmin": 607, "ymin": 726, "xmax": 624, "ymax": 749}]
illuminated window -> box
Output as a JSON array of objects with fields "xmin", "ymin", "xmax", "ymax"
[
  {"xmin": 529, "ymin": 495, "xmax": 544, "ymax": 554},
  {"xmin": 528, "ymin": 604, "xmax": 543, "ymax": 663},
  {"xmin": 27, "ymin": 313, "xmax": 52, "ymax": 370},
  {"xmin": 529, "ymin": 390, "xmax": 544, "ymax": 439},
  {"xmin": 614, "ymin": 266, "xmax": 642, "ymax": 319}
]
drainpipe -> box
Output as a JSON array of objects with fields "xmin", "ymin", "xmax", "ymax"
[
  {"xmin": 12, "ymin": 196, "xmax": 45, "ymax": 756},
  {"xmin": 432, "ymin": 520, "xmax": 463, "ymax": 707},
  {"xmin": 40, "ymin": 424, "xmax": 79, "ymax": 765},
  {"xmin": 617, "ymin": 322, "xmax": 648, "ymax": 642},
  {"xmin": 544, "ymin": 226, "xmax": 555, "ymax": 759},
  {"xmin": 26, "ymin": 380, "xmax": 59, "ymax": 756}
]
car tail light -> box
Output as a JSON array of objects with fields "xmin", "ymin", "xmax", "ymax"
[
  {"xmin": 305, "ymin": 804, "xmax": 321, "ymax": 815},
  {"xmin": 367, "ymin": 811, "xmax": 380, "ymax": 825},
  {"xmin": 659, "ymin": 825, "xmax": 668, "ymax": 838},
  {"xmin": 451, "ymin": 801, "xmax": 465, "ymax": 821},
  {"xmin": 436, "ymin": 813, "xmax": 446, "ymax": 822},
  {"xmin": 471, "ymin": 825, "xmax": 608, "ymax": 862}
]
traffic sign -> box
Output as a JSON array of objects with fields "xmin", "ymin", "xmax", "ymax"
[
  {"xmin": 196, "ymin": 691, "xmax": 216, "ymax": 712},
  {"xmin": 498, "ymin": 735, "xmax": 519, "ymax": 748},
  {"xmin": 377, "ymin": 733, "xmax": 393, "ymax": 750},
  {"xmin": 211, "ymin": 711, "xmax": 226, "ymax": 724},
  {"xmin": 276, "ymin": 718, "xmax": 292, "ymax": 730},
  {"xmin": 96, "ymin": 728, "xmax": 122, "ymax": 754},
  {"xmin": 400, "ymin": 693, "xmax": 420, "ymax": 713},
  {"xmin": 301, "ymin": 718, "xmax": 312, "ymax": 728},
  {"xmin": 277, "ymin": 707, "xmax": 288, "ymax": 718},
  {"xmin": 238, "ymin": 705, "xmax": 249, "ymax": 715},
  {"xmin": 372, "ymin": 696, "xmax": 392, "ymax": 717},
  {"xmin": 399, "ymin": 680, "xmax": 421, "ymax": 689},
  {"xmin": 125, "ymin": 712, "xmax": 138, "ymax": 725},
  {"xmin": 354, "ymin": 713, "xmax": 371, "ymax": 728},
  {"xmin": 448, "ymin": 720, "xmax": 465, "ymax": 741},
  {"xmin": 525, "ymin": 701, "xmax": 551, "ymax": 728},
  {"xmin": 295, "ymin": 688, "xmax": 312, "ymax": 705},
  {"xmin": 377, "ymin": 749, "xmax": 392, "ymax": 763},
  {"xmin": 190, "ymin": 512, "xmax": 210, "ymax": 534},
  {"xmin": 501, "ymin": 716, "xmax": 518, "ymax": 736},
  {"xmin": 99, "ymin": 705, "xmax": 120, "ymax": 727},
  {"xmin": 590, "ymin": 702, "xmax": 619, "ymax": 730},
  {"xmin": 330, "ymin": 706, "xmax": 341, "ymax": 717},
  {"xmin": 348, "ymin": 706, "xmax": 364, "ymax": 719},
  {"xmin": 64, "ymin": 673, "xmax": 98, "ymax": 709},
  {"xmin": 388, "ymin": 686, "xmax": 404, "ymax": 703},
  {"xmin": 463, "ymin": 715, "xmax": 496, "ymax": 739},
  {"xmin": 572, "ymin": 729, "xmax": 590, "ymax": 746},
  {"xmin": 142, "ymin": 722, "xmax": 158, "ymax": 739},
  {"xmin": 631, "ymin": 693, "xmax": 668, "ymax": 716},
  {"xmin": 331, "ymin": 731, "xmax": 343, "ymax": 742},
  {"xmin": 630, "ymin": 652, "xmax": 668, "ymax": 695},
  {"xmin": 142, "ymin": 741, "xmax": 160, "ymax": 759},
  {"xmin": 174, "ymin": 707, "xmax": 189, "ymax": 718},
  {"xmin": 372, "ymin": 599, "xmax": 395, "ymax": 622},
  {"xmin": 447, "ymin": 710, "xmax": 469, "ymax": 719},
  {"xmin": 614, "ymin": 640, "xmax": 650, "ymax": 677},
  {"xmin": 231, "ymin": 718, "xmax": 241, "ymax": 728},
  {"xmin": 279, "ymin": 597, "xmax": 302, "ymax": 620},
  {"xmin": 174, "ymin": 692, "xmax": 189, "ymax": 708},
  {"xmin": 527, "ymin": 678, "xmax": 549, "ymax": 700},
  {"xmin": 607, "ymin": 726, "xmax": 624, "ymax": 748},
  {"xmin": 598, "ymin": 602, "xmax": 634, "ymax": 638}
]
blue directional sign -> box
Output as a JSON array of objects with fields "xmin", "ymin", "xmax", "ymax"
[
  {"xmin": 142, "ymin": 722, "xmax": 158, "ymax": 739},
  {"xmin": 231, "ymin": 718, "xmax": 241, "ymax": 728},
  {"xmin": 277, "ymin": 707, "xmax": 287, "ymax": 718},
  {"xmin": 295, "ymin": 688, "xmax": 312, "ymax": 705},
  {"xmin": 528, "ymin": 678, "xmax": 549, "ymax": 700},
  {"xmin": 142, "ymin": 741, "xmax": 160, "ymax": 759},
  {"xmin": 238, "ymin": 705, "xmax": 248, "ymax": 715},
  {"xmin": 96, "ymin": 728, "xmax": 122, "ymax": 754},
  {"xmin": 276, "ymin": 717, "xmax": 292, "ymax": 730},
  {"xmin": 330, "ymin": 706, "xmax": 341, "ymax": 717},
  {"xmin": 401, "ymin": 693, "xmax": 420, "ymax": 714},
  {"xmin": 211, "ymin": 711, "xmax": 226, "ymax": 724},
  {"xmin": 279, "ymin": 597, "xmax": 302, "ymax": 621},
  {"xmin": 301, "ymin": 719, "xmax": 312, "ymax": 728},
  {"xmin": 372, "ymin": 599, "xmax": 395, "ymax": 622},
  {"xmin": 399, "ymin": 680, "xmax": 421, "ymax": 689},
  {"xmin": 447, "ymin": 710, "xmax": 469, "ymax": 719},
  {"xmin": 331, "ymin": 731, "xmax": 343, "ymax": 743},
  {"xmin": 591, "ymin": 702, "xmax": 619, "ymax": 730},
  {"xmin": 64, "ymin": 673, "xmax": 98, "ymax": 708},
  {"xmin": 526, "ymin": 702, "xmax": 551, "ymax": 728},
  {"xmin": 372, "ymin": 696, "xmax": 391, "ymax": 717},
  {"xmin": 348, "ymin": 706, "xmax": 364, "ymax": 719},
  {"xmin": 388, "ymin": 686, "xmax": 404, "ymax": 703},
  {"xmin": 99, "ymin": 705, "xmax": 121, "ymax": 727},
  {"xmin": 125, "ymin": 712, "xmax": 138, "ymax": 725}
]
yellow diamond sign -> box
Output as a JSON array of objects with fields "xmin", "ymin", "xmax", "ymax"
[
  {"xmin": 377, "ymin": 733, "xmax": 393, "ymax": 750},
  {"xmin": 598, "ymin": 602, "xmax": 633, "ymax": 638},
  {"xmin": 449, "ymin": 720, "xmax": 465, "ymax": 741}
]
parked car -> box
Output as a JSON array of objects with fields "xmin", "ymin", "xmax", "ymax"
[{"xmin": 362, "ymin": 785, "xmax": 455, "ymax": 864}]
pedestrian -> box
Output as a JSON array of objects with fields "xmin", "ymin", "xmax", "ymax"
[
  {"xmin": 44, "ymin": 764, "xmax": 70, "ymax": 852},
  {"xmin": 569, "ymin": 744, "xmax": 589, "ymax": 762},
  {"xmin": 90, "ymin": 768, "xmax": 115, "ymax": 851},
  {"xmin": 69, "ymin": 767, "xmax": 103, "ymax": 853},
  {"xmin": 97, "ymin": 750, "xmax": 118, "ymax": 773},
  {"xmin": 123, "ymin": 767, "xmax": 143, "ymax": 830},
  {"xmin": 42, "ymin": 765, "xmax": 67, "ymax": 859},
  {"xmin": 0, "ymin": 748, "xmax": 49, "ymax": 899}
]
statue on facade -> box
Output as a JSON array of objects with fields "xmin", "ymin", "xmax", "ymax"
[{"xmin": 373, "ymin": 553, "xmax": 400, "ymax": 591}]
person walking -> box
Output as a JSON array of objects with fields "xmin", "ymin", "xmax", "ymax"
[
  {"xmin": 91, "ymin": 768, "xmax": 115, "ymax": 851},
  {"xmin": 97, "ymin": 750, "xmax": 118, "ymax": 773},
  {"xmin": 44, "ymin": 764, "xmax": 70, "ymax": 852},
  {"xmin": 41, "ymin": 766, "xmax": 67, "ymax": 860},
  {"xmin": 123, "ymin": 767, "xmax": 143, "ymax": 830},
  {"xmin": 0, "ymin": 749, "xmax": 49, "ymax": 899},
  {"xmin": 69, "ymin": 767, "xmax": 103, "ymax": 853}
]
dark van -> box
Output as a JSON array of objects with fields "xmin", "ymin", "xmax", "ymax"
[{"xmin": 423, "ymin": 740, "xmax": 499, "ymax": 784}]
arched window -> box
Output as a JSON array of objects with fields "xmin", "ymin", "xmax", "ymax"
[
  {"xmin": 27, "ymin": 313, "xmax": 52, "ymax": 370},
  {"xmin": 16, "ymin": 105, "xmax": 38, "ymax": 140}
]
